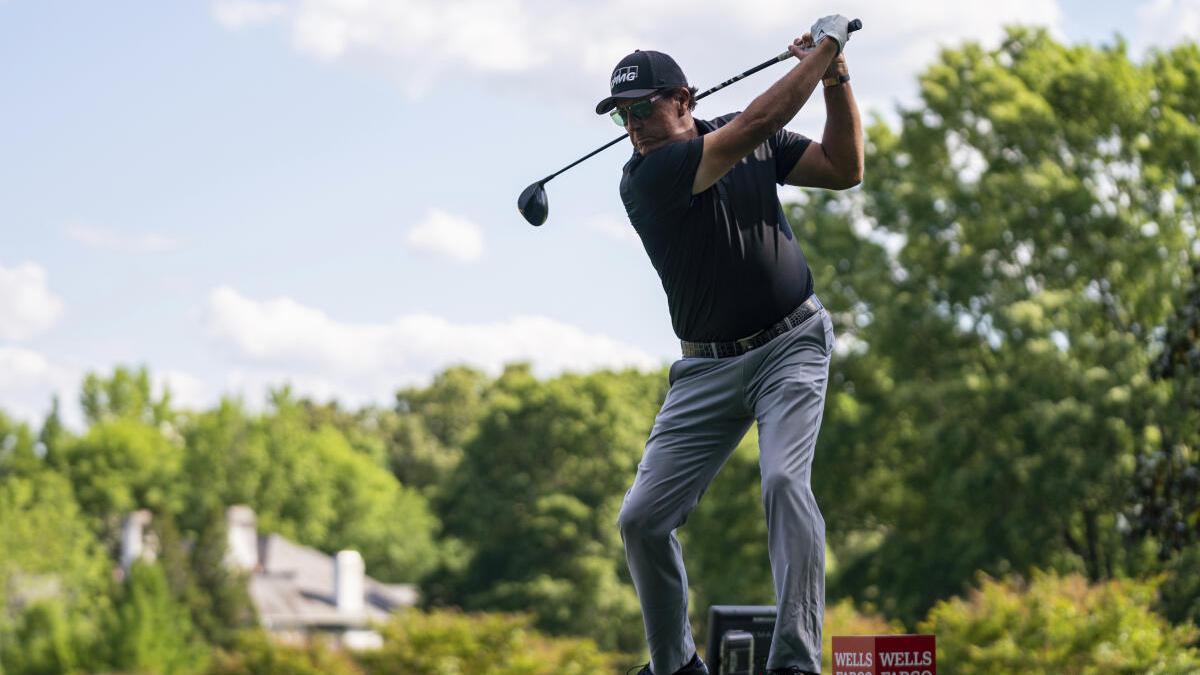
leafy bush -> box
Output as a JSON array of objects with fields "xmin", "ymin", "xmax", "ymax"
[
  {"xmin": 356, "ymin": 609, "xmax": 618, "ymax": 675},
  {"xmin": 921, "ymin": 571, "xmax": 1200, "ymax": 674},
  {"xmin": 207, "ymin": 630, "xmax": 362, "ymax": 675},
  {"xmin": 820, "ymin": 599, "xmax": 904, "ymax": 672}
]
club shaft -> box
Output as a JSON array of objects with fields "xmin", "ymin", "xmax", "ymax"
[
  {"xmin": 695, "ymin": 51, "xmax": 792, "ymax": 103},
  {"xmin": 539, "ymin": 20, "xmax": 861, "ymax": 185},
  {"xmin": 541, "ymin": 134, "xmax": 630, "ymax": 183}
]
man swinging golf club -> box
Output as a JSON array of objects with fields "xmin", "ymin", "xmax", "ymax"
[{"xmin": 601, "ymin": 14, "xmax": 862, "ymax": 675}]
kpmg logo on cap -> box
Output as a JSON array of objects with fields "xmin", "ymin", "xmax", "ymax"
[{"xmin": 611, "ymin": 66, "xmax": 639, "ymax": 89}]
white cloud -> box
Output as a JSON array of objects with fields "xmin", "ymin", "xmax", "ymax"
[
  {"xmin": 222, "ymin": 368, "xmax": 389, "ymax": 409},
  {"xmin": 1134, "ymin": 0, "xmax": 1200, "ymax": 55},
  {"xmin": 153, "ymin": 370, "xmax": 211, "ymax": 411},
  {"xmin": 66, "ymin": 223, "xmax": 183, "ymax": 254},
  {"xmin": 0, "ymin": 347, "xmax": 82, "ymax": 429},
  {"xmin": 0, "ymin": 262, "xmax": 64, "ymax": 341},
  {"xmin": 212, "ymin": 0, "xmax": 288, "ymax": 30},
  {"xmin": 587, "ymin": 214, "xmax": 642, "ymax": 247},
  {"xmin": 405, "ymin": 209, "xmax": 484, "ymax": 263},
  {"xmin": 203, "ymin": 286, "xmax": 661, "ymax": 403},
  {"xmin": 210, "ymin": 0, "xmax": 1064, "ymax": 106}
]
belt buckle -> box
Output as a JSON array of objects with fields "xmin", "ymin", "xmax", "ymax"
[{"xmin": 735, "ymin": 330, "xmax": 763, "ymax": 353}]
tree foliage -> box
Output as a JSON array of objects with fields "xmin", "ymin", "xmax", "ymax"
[
  {"xmin": 435, "ymin": 364, "xmax": 665, "ymax": 651},
  {"xmin": 923, "ymin": 571, "xmax": 1200, "ymax": 673},
  {"xmin": 108, "ymin": 561, "xmax": 209, "ymax": 674},
  {"xmin": 0, "ymin": 435, "xmax": 113, "ymax": 674},
  {"xmin": 356, "ymin": 609, "xmax": 616, "ymax": 675},
  {"xmin": 369, "ymin": 365, "xmax": 495, "ymax": 501},
  {"xmin": 80, "ymin": 365, "xmax": 173, "ymax": 428},
  {"xmin": 152, "ymin": 508, "xmax": 257, "ymax": 649},
  {"xmin": 252, "ymin": 392, "xmax": 441, "ymax": 582},
  {"xmin": 61, "ymin": 418, "xmax": 184, "ymax": 546},
  {"xmin": 176, "ymin": 391, "xmax": 442, "ymax": 583},
  {"xmin": 206, "ymin": 631, "xmax": 362, "ymax": 675},
  {"xmin": 795, "ymin": 28, "xmax": 1200, "ymax": 623}
]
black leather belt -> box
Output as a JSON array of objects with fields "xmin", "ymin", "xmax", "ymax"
[{"xmin": 680, "ymin": 296, "xmax": 823, "ymax": 359}]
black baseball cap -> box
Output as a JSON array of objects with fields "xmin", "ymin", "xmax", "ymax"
[{"xmin": 594, "ymin": 50, "xmax": 689, "ymax": 115}]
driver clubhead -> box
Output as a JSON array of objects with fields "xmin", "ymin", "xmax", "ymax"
[{"xmin": 518, "ymin": 181, "xmax": 548, "ymax": 226}]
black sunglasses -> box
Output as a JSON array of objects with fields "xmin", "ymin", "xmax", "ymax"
[{"xmin": 610, "ymin": 91, "xmax": 668, "ymax": 127}]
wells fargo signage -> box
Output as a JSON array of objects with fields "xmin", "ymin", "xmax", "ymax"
[{"xmin": 831, "ymin": 635, "xmax": 936, "ymax": 675}]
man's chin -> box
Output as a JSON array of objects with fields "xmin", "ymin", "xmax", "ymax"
[{"xmin": 636, "ymin": 139, "xmax": 663, "ymax": 154}]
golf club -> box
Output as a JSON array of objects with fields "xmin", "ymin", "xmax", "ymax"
[{"xmin": 518, "ymin": 19, "xmax": 862, "ymax": 226}]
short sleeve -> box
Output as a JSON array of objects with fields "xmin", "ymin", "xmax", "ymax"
[
  {"xmin": 772, "ymin": 127, "xmax": 812, "ymax": 185},
  {"xmin": 620, "ymin": 137, "xmax": 704, "ymax": 228}
]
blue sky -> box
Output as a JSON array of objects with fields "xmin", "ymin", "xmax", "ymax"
[{"xmin": 2, "ymin": 0, "xmax": 1197, "ymax": 427}]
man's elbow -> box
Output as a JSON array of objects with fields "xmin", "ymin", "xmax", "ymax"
[
  {"xmin": 832, "ymin": 170, "xmax": 862, "ymax": 190},
  {"xmin": 737, "ymin": 110, "xmax": 785, "ymax": 144},
  {"xmin": 821, "ymin": 148, "xmax": 862, "ymax": 190}
]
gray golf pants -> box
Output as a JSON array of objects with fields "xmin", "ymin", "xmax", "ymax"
[{"xmin": 619, "ymin": 302, "xmax": 834, "ymax": 675}]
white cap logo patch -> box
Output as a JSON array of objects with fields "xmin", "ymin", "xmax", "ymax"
[{"xmin": 611, "ymin": 66, "xmax": 639, "ymax": 89}]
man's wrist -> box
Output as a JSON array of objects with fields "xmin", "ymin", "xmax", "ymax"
[
  {"xmin": 816, "ymin": 36, "xmax": 840, "ymax": 57},
  {"xmin": 823, "ymin": 73, "xmax": 850, "ymax": 88}
]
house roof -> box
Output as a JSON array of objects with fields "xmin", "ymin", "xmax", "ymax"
[{"xmin": 249, "ymin": 533, "xmax": 418, "ymax": 630}]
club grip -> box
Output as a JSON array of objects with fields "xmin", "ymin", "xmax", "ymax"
[{"xmin": 777, "ymin": 18, "xmax": 863, "ymax": 61}]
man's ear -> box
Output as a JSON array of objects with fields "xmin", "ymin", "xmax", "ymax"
[{"xmin": 675, "ymin": 89, "xmax": 691, "ymax": 116}]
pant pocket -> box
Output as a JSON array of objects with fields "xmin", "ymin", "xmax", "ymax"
[
  {"xmin": 668, "ymin": 359, "xmax": 694, "ymax": 386},
  {"xmin": 822, "ymin": 312, "xmax": 835, "ymax": 357}
]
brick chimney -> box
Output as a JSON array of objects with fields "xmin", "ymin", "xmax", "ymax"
[
  {"xmin": 226, "ymin": 505, "xmax": 259, "ymax": 571},
  {"xmin": 120, "ymin": 510, "xmax": 155, "ymax": 572},
  {"xmin": 335, "ymin": 550, "xmax": 365, "ymax": 616}
]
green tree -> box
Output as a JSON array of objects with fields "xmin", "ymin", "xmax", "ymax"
[
  {"xmin": 0, "ymin": 413, "xmax": 40, "ymax": 478},
  {"xmin": 396, "ymin": 365, "xmax": 491, "ymax": 450},
  {"xmin": 60, "ymin": 418, "xmax": 184, "ymax": 546},
  {"xmin": 109, "ymin": 561, "xmax": 210, "ymax": 674},
  {"xmin": 1135, "ymin": 261, "xmax": 1200, "ymax": 555},
  {"xmin": 385, "ymin": 413, "xmax": 454, "ymax": 495},
  {"xmin": 1156, "ymin": 542, "xmax": 1200, "ymax": 629},
  {"xmin": 792, "ymin": 29, "xmax": 1200, "ymax": 623},
  {"xmin": 195, "ymin": 391, "xmax": 441, "ymax": 582},
  {"xmin": 1, "ymin": 600, "xmax": 78, "ymax": 675},
  {"xmin": 175, "ymin": 391, "xmax": 440, "ymax": 583},
  {"xmin": 316, "ymin": 422, "xmax": 441, "ymax": 582},
  {"xmin": 1135, "ymin": 260, "xmax": 1200, "ymax": 630},
  {"xmin": 176, "ymin": 398, "xmax": 271, "ymax": 535},
  {"xmin": 151, "ymin": 509, "xmax": 256, "ymax": 650},
  {"xmin": 388, "ymin": 365, "xmax": 493, "ymax": 495},
  {"xmin": 0, "ymin": 453, "xmax": 113, "ymax": 674},
  {"xmin": 296, "ymin": 399, "xmax": 393, "ymax": 470},
  {"xmin": 80, "ymin": 365, "xmax": 173, "ymax": 427},
  {"xmin": 922, "ymin": 571, "xmax": 1200, "ymax": 673},
  {"xmin": 37, "ymin": 396, "xmax": 68, "ymax": 470},
  {"xmin": 186, "ymin": 509, "xmax": 257, "ymax": 648},
  {"xmin": 435, "ymin": 364, "xmax": 665, "ymax": 652}
]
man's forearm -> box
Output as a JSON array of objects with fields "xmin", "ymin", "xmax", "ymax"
[
  {"xmin": 738, "ymin": 40, "xmax": 838, "ymax": 138},
  {"xmin": 821, "ymin": 82, "xmax": 864, "ymax": 183}
]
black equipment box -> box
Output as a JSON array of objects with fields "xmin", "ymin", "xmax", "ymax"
[{"xmin": 705, "ymin": 605, "xmax": 776, "ymax": 674}]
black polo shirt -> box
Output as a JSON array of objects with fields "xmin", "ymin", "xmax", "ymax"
[{"xmin": 620, "ymin": 113, "xmax": 814, "ymax": 342}]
